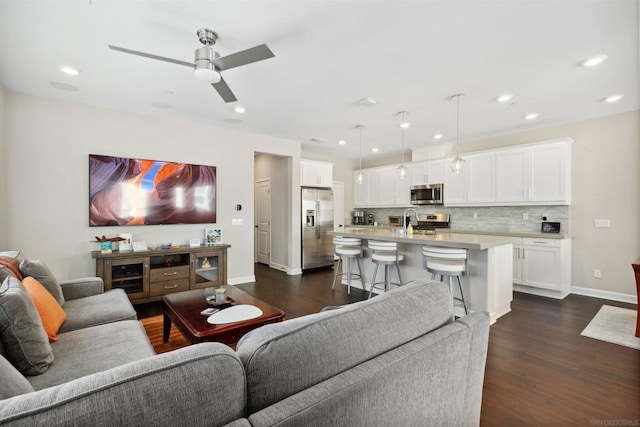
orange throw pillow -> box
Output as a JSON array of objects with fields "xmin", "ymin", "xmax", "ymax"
[{"xmin": 22, "ymin": 277, "xmax": 67, "ymax": 343}]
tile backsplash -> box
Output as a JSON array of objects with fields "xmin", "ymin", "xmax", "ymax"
[{"xmin": 362, "ymin": 206, "xmax": 570, "ymax": 233}]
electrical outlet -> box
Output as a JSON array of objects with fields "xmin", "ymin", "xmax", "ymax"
[
  {"xmin": 593, "ymin": 269, "xmax": 601, "ymax": 279},
  {"xmin": 522, "ymin": 213, "xmax": 529, "ymax": 220},
  {"xmin": 231, "ymin": 218, "xmax": 243, "ymax": 226},
  {"xmin": 473, "ymin": 213, "xmax": 478, "ymax": 220},
  {"xmin": 594, "ymin": 219, "xmax": 610, "ymax": 228}
]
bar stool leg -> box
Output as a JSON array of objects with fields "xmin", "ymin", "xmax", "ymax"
[
  {"xmin": 396, "ymin": 263, "xmax": 404, "ymax": 287},
  {"xmin": 457, "ymin": 276, "xmax": 468, "ymax": 314},
  {"xmin": 346, "ymin": 257, "xmax": 352, "ymax": 295},
  {"xmin": 356, "ymin": 258, "xmax": 364, "ymax": 293},
  {"xmin": 384, "ymin": 265, "xmax": 390, "ymax": 292},
  {"xmin": 331, "ymin": 257, "xmax": 342, "ymax": 291},
  {"xmin": 368, "ymin": 263, "xmax": 379, "ymax": 299}
]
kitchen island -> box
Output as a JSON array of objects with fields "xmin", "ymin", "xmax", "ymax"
[{"xmin": 330, "ymin": 228, "xmax": 514, "ymax": 323}]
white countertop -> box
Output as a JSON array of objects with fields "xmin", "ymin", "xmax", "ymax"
[
  {"xmin": 331, "ymin": 229, "xmax": 514, "ymax": 250},
  {"xmin": 344, "ymin": 225, "xmax": 571, "ymax": 240}
]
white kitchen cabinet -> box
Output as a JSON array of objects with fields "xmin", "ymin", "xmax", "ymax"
[
  {"xmin": 410, "ymin": 160, "xmax": 445, "ymax": 186},
  {"xmin": 301, "ymin": 160, "xmax": 333, "ymax": 188},
  {"xmin": 353, "ymin": 170, "xmax": 370, "ymax": 206},
  {"xmin": 496, "ymin": 140, "xmax": 571, "ymax": 205},
  {"xmin": 444, "ymin": 152, "xmax": 495, "ymax": 205},
  {"xmin": 513, "ymin": 237, "xmax": 572, "ymax": 298}
]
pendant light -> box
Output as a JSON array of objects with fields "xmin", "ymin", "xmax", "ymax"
[
  {"xmin": 396, "ymin": 111, "xmax": 409, "ymax": 179},
  {"xmin": 355, "ymin": 125, "xmax": 365, "ymax": 184},
  {"xmin": 451, "ymin": 94, "xmax": 466, "ymax": 174}
]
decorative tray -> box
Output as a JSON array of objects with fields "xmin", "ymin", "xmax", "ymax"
[{"xmin": 206, "ymin": 297, "xmax": 235, "ymax": 310}]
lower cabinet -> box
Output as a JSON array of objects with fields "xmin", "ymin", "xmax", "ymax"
[
  {"xmin": 93, "ymin": 245, "xmax": 229, "ymax": 304},
  {"xmin": 512, "ymin": 237, "xmax": 571, "ymax": 297}
]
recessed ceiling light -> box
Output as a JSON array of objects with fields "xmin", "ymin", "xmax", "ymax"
[
  {"xmin": 604, "ymin": 94, "xmax": 624, "ymax": 103},
  {"xmin": 338, "ymin": 140, "xmax": 346, "ymax": 145},
  {"xmin": 496, "ymin": 94, "xmax": 513, "ymax": 103},
  {"xmin": 433, "ymin": 134, "xmax": 443, "ymax": 140},
  {"xmin": 59, "ymin": 66, "xmax": 80, "ymax": 76},
  {"xmin": 524, "ymin": 113, "xmax": 539, "ymax": 120},
  {"xmin": 234, "ymin": 106, "xmax": 246, "ymax": 114},
  {"xmin": 49, "ymin": 81, "xmax": 79, "ymax": 92},
  {"xmin": 580, "ymin": 55, "xmax": 608, "ymax": 67},
  {"xmin": 371, "ymin": 148, "xmax": 379, "ymax": 153},
  {"xmin": 357, "ymin": 97, "xmax": 377, "ymax": 106}
]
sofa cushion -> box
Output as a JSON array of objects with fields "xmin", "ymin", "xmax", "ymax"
[
  {"xmin": 27, "ymin": 319, "xmax": 155, "ymax": 390},
  {"xmin": 247, "ymin": 313, "xmax": 490, "ymax": 427},
  {"xmin": 236, "ymin": 280, "xmax": 453, "ymax": 413},
  {"xmin": 0, "ymin": 354, "xmax": 35, "ymax": 399},
  {"xmin": 0, "ymin": 276, "xmax": 54, "ymax": 376},
  {"xmin": 19, "ymin": 259, "xmax": 65, "ymax": 306},
  {"xmin": 0, "ymin": 257, "xmax": 23, "ymax": 281},
  {"xmin": 23, "ymin": 277, "xmax": 67, "ymax": 342},
  {"xmin": 59, "ymin": 288, "xmax": 137, "ymax": 333}
]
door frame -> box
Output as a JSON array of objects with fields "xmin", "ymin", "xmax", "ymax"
[{"xmin": 255, "ymin": 178, "xmax": 271, "ymax": 265}]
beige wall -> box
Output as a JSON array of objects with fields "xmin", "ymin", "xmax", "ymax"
[{"xmin": 3, "ymin": 92, "xmax": 302, "ymax": 283}]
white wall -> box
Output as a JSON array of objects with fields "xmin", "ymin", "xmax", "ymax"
[{"xmin": 3, "ymin": 92, "xmax": 301, "ymax": 284}]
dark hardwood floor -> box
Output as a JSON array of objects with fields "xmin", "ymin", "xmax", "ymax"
[{"xmin": 136, "ymin": 263, "xmax": 640, "ymax": 425}]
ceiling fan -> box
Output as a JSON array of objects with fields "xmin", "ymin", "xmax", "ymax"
[{"xmin": 109, "ymin": 28, "xmax": 274, "ymax": 103}]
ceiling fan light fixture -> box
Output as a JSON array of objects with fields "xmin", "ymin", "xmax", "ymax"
[{"xmin": 194, "ymin": 67, "xmax": 221, "ymax": 83}]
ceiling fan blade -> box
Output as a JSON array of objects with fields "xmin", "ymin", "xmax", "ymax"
[
  {"xmin": 108, "ymin": 45, "xmax": 194, "ymax": 68},
  {"xmin": 212, "ymin": 77, "xmax": 238, "ymax": 103},
  {"xmin": 212, "ymin": 44, "xmax": 274, "ymax": 71}
]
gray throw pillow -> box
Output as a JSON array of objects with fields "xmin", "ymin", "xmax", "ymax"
[
  {"xmin": 19, "ymin": 259, "xmax": 65, "ymax": 305},
  {"xmin": 0, "ymin": 266, "xmax": 17, "ymax": 283},
  {"xmin": 0, "ymin": 276, "xmax": 54, "ymax": 375},
  {"xmin": 0, "ymin": 354, "xmax": 35, "ymax": 399}
]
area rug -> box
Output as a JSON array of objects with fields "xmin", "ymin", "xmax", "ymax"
[{"xmin": 580, "ymin": 305, "xmax": 640, "ymax": 350}]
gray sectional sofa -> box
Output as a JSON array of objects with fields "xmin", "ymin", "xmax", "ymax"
[{"xmin": 0, "ymin": 272, "xmax": 489, "ymax": 426}]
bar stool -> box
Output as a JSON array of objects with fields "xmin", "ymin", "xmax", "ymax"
[
  {"xmin": 422, "ymin": 246, "xmax": 468, "ymax": 315},
  {"xmin": 331, "ymin": 237, "xmax": 364, "ymax": 295},
  {"xmin": 368, "ymin": 240, "xmax": 404, "ymax": 299}
]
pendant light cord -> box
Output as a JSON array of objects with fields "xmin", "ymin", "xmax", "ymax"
[
  {"xmin": 401, "ymin": 112, "xmax": 405, "ymax": 164},
  {"xmin": 358, "ymin": 126, "xmax": 363, "ymax": 172}
]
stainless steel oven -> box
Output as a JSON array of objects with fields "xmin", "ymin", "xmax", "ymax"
[{"xmin": 410, "ymin": 184, "xmax": 444, "ymax": 205}]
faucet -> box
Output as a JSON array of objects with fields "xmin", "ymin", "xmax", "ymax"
[{"xmin": 403, "ymin": 208, "xmax": 418, "ymax": 232}]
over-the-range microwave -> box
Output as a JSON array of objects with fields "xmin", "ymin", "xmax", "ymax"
[{"xmin": 410, "ymin": 184, "xmax": 444, "ymax": 205}]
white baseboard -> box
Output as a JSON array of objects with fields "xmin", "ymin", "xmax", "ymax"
[
  {"xmin": 269, "ymin": 262, "xmax": 289, "ymax": 273},
  {"xmin": 570, "ymin": 286, "xmax": 638, "ymax": 304},
  {"xmin": 228, "ymin": 275, "xmax": 255, "ymax": 285},
  {"xmin": 288, "ymin": 268, "xmax": 303, "ymax": 275}
]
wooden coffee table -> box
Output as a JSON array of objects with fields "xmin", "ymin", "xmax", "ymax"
[{"xmin": 162, "ymin": 286, "xmax": 285, "ymax": 346}]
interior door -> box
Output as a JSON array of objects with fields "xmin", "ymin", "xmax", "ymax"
[{"xmin": 255, "ymin": 179, "xmax": 271, "ymax": 265}]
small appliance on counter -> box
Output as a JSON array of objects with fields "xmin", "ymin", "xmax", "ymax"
[
  {"xmin": 366, "ymin": 213, "xmax": 375, "ymax": 225},
  {"xmin": 541, "ymin": 221, "xmax": 561, "ymax": 233},
  {"xmin": 388, "ymin": 216, "xmax": 403, "ymax": 226}
]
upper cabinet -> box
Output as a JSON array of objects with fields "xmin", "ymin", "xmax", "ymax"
[
  {"xmin": 495, "ymin": 140, "xmax": 571, "ymax": 205},
  {"xmin": 410, "ymin": 160, "xmax": 445, "ymax": 186},
  {"xmin": 444, "ymin": 152, "xmax": 495, "ymax": 205},
  {"xmin": 301, "ymin": 160, "xmax": 333, "ymax": 188},
  {"xmin": 353, "ymin": 138, "xmax": 572, "ymax": 208},
  {"xmin": 354, "ymin": 165, "xmax": 411, "ymax": 207}
]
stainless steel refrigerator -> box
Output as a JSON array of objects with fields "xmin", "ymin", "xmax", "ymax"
[{"xmin": 301, "ymin": 187, "xmax": 334, "ymax": 271}]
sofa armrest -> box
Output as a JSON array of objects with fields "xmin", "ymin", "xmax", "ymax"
[
  {"xmin": 0, "ymin": 343, "xmax": 248, "ymax": 427},
  {"xmin": 60, "ymin": 277, "xmax": 104, "ymax": 300}
]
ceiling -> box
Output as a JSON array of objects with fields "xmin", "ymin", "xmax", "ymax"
[{"xmin": 1, "ymin": 1, "xmax": 638, "ymax": 160}]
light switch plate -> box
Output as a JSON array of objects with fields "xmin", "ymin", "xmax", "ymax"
[
  {"xmin": 232, "ymin": 218, "xmax": 243, "ymax": 226},
  {"xmin": 594, "ymin": 219, "xmax": 610, "ymax": 228}
]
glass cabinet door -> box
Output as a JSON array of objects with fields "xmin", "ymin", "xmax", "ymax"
[{"xmin": 191, "ymin": 250, "xmax": 225, "ymax": 288}]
